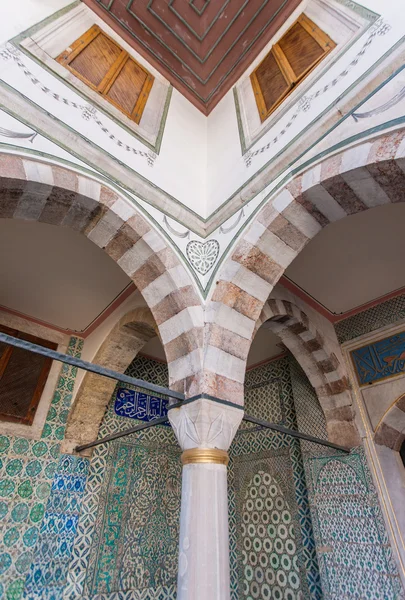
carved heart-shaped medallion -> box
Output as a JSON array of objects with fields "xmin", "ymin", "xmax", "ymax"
[{"xmin": 186, "ymin": 239, "xmax": 220, "ymax": 275}]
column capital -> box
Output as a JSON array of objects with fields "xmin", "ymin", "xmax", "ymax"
[{"xmin": 168, "ymin": 397, "xmax": 243, "ymax": 452}]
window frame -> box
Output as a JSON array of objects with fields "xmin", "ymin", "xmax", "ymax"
[
  {"xmin": 251, "ymin": 14, "xmax": 336, "ymax": 122},
  {"xmin": 57, "ymin": 24, "xmax": 154, "ymax": 125},
  {"xmin": 0, "ymin": 325, "xmax": 57, "ymax": 425}
]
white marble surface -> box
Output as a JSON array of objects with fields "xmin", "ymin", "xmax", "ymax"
[
  {"xmin": 177, "ymin": 463, "xmax": 230, "ymax": 600},
  {"xmin": 169, "ymin": 398, "xmax": 243, "ymax": 600}
]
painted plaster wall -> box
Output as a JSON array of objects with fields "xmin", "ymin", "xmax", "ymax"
[
  {"xmin": 204, "ymin": 0, "xmax": 405, "ymax": 214},
  {"xmin": 73, "ymin": 289, "xmax": 151, "ymax": 395},
  {"xmin": 0, "ymin": 1, "xmax": 207, "ymax": 214},
  {"xmin": 0, "ymin": 0, "xmax": 72, "ymax": 46},
  {"xmin": 1, "ymin": 0, "xmax": 404, "ymax": 222}
]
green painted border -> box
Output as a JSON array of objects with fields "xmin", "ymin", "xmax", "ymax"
[
  {"xmin": 1, "ymin": 54, "xmax": 404, "ymax": 297},
  {"xmin": 1, "ymin": 101, "xmax": 404, "ymax": 302},
  {"xmin": 233, "ymin": 0, "xmax": 379, "ymax": 154},
  {"xmin": 204, "ymin": 62, "xmax": 405, "ymax": 294},
  {"xmin": 0, "ymin": 80, "xmax": 206, "ymax": 234},
  {"xmin": 208, "ymin": 30, "xmax": 402, "ymax": 224},
  {"xmin": 11, "ymin": 1, "xmax": 173, "ymax": 155},
  {"xmin": 3, "ymin": 28, "xmax": 400, "ymax": 236},
  {"xmin": 4, "ymin": 1, "xmax": 400, "ymax": 236},
  {"xmin": 0, "ymin": 1, "xmax": 403, "ymax": 299}
]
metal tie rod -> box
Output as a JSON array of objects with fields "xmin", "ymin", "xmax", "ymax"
[
  {"xmin": 0, "ymin": 333, "xmax": 350, "ymax": 455},
  {"xmin": 75, "ymin": 403, "xmax": 350, "ymax": 454},
  {"xmin": 243, "ymin": 414, "xmax": 350, "ymax": 453},
  {"xmin": 75, "ymin": 417, "xmax": 169, "ymax": 452},
  {"xmin": 0, "ymin": 333, "xmax": 184, "ymax": 401}
]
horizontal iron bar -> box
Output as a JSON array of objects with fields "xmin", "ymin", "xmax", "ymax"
[
  {"xmin": 77, "ymin": 411, "xmax": 350, "ymax": 454},
  {"xmin": 0, "ymin": 333, "xmax": 185, "ymax": 401},
  {"xmin": 167, "ymin": 393, "xmax": 244, "ymax": 411},
  {"xmin": 75, "ymin": 396, "xmax": 243, "ymax": 452},
  {"xmin": 243, "ymin": 414, "xmax": 350, "ymax": 453},
  {"xmin": 75, "ymin": 416, "xmax": 169, "ymax": 452},
  {"xmin": 2, "ymin": 333, "xmax": 349, "ymax": 455}
]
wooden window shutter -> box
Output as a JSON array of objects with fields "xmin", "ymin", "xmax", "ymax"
[
  {"xmin": 251, "ymin": 14, "xmax": 335, "ymax": 122},
  {"xmin": 0, "ymin": 325, "xmax": 57, "ymax": 425},
  {"xmin": 251, "ymin": 50, "xmax": 291, "ymax": 119},
  {"xmin": 57, "ymin": 25, "xmax": 154, "ymax": 124},
  {"xmin": 104, "ymin": 56, "xmax": 154, "ymax": 121}
]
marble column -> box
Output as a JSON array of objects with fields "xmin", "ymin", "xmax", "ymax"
[{"xmin": 169, "ymin": 398, "xmax": 243, "ymax": 600}]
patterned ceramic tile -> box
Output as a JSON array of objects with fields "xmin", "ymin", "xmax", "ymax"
[
  {"xmin": 288, "ymin": 357, "xmax": 331, "ymax": 459},
  {"xmin": 64, "ymin": 355, "xmax": 179, "ymax": 600},
  {"xmin": 289, "ymin": 355, "xmax": 404, "ymax": 599},
  {"xmin": 0, "ymin": 346, "xmax": 400, "ymax": 600},
  {"xmin": 230, "ymin": 356, "xmax": 322, "ymax": 600},
  {"xmin": 306, "ymin": 449, "xmax": 404, "ymax": 599},
  {"xmin": 335, "ymin": 294, "xmax": 405, "ymax": 344},
  {"xmin": 0, "ymin": 336, "xmax": 83, "ymax": 600},
  {"xmin": 23, "ymin": 454, "xmax": 90, "ymax": 599},
  {"xmin": 231, "ymin": 451, "xmax": 308, "ymax": 600}
]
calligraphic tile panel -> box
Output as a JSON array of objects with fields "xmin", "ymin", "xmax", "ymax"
[
  {"xmin": 114, "ymin": 388, "xmax": 169, "ymax": 424},
  {"xmin": 350, "ymin": 330, "xmax": 405, "ymax": 385}
]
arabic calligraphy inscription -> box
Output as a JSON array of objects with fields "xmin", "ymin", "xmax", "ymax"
[
  {"xmin": 351, "ymin": 331, "xmax": 405, "ymax": 385},
  {"xmin": 114, "ymin": 387, "xmax": 170, "ymax": 424}
]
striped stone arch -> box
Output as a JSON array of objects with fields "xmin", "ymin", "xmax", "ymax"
[
  {"xmin": 208, "ymin": 128, "xmax": 405, "ymax": 441},
  {"xmin": 256, "ymin": 298, "xmax": 358, "ymax": 447},
  {"xmin": 62, "ymin": 307, "xmax": 158, "ymax": 453},
  {"xmin": 0, "ymin": 153, "xmax": 203, "ymax": 397},
  {"xmin": 374, "ymin": 394, "xmax": 405, "ymax": 451}
]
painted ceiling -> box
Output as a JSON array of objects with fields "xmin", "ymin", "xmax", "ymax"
[
  {"xmin": 83, "ymin": 0, "xmax": 301, "ymax": 114},
  {"xmin": 284, "ymin": 203, "xmax": 405, "ymax": 316},
  {"xmin": 0, "ymin": 219, "xmax": 131, "ymax": 332}
]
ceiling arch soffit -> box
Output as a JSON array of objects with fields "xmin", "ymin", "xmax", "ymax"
[
  {"xmin": 63, "ymin": 306, "xmax": 159, "ymax": 451},
  {"xmin": 0, "ymin": 152, "xmax": 205, "ymax": 396},
  {"xmin": 0, "ymin": 24, "xmax": 398, "ymax": 295},
  {"xmin": 256, "ymin": 298, "xmax": 359, "ymax": 447},
  {"xmin": 214, "ymin": 128, "xmax": 405, "ymax": 318},
  {"xmin": 200, "ymin": 129, "xmax": 405, "ymax": 435}
]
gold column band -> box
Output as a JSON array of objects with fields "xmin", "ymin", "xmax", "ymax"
[{"xmin": 181, "ymin": 448, "xmax": 229, "ymax": 466}]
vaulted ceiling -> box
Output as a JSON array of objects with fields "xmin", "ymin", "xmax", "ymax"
[
  {"xmin": 83, "ymin": 0, "xmax": 301, "ymax": 114},
  {"xmin": 0, "ymin": 220, "xmax": 131, "ymax": 333}
]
